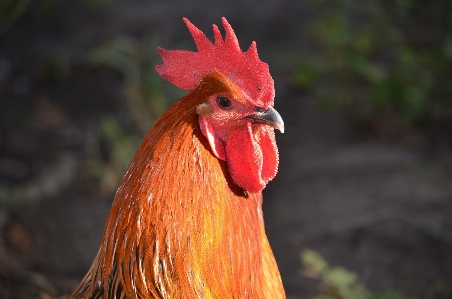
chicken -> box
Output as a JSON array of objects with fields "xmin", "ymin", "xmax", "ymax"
[{"xmin": 70, "ymin": 17, "xmax": 285, "ymax": 299}]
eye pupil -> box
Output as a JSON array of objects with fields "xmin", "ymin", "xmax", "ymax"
[
  {"xmin": 255, "ymin": 106, "xmax": 266, "ymax": 113},
  {"xmin": 217, "ymin": 96, "xmax": 231, "ymax": 108}
]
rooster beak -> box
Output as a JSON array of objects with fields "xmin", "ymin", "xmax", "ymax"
[{"xmin": 246, "ymin": 106, "xmax": 285, "ymax": 133}]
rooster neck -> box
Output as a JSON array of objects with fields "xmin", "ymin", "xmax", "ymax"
[{"xmin": 95, "ymin": 92, "xmax": 266, "ymax": 298}]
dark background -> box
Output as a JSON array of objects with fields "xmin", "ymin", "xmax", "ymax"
[{"xmin": 1, "ymin": 1, "xmax": 452, "ymax": 298}]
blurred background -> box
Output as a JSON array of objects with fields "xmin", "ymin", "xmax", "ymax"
[{"xmin": 1, "ymin": 0, "xmax": 452, "ymax": 298}]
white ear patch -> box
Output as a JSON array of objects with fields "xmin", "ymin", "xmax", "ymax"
[{"xmin": 198, "ymin": 116, "xmax": 226, "ymax": 161}]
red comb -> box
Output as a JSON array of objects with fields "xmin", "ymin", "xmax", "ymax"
[{"xmin": 155, "ymin": 17, "xmax": 275, "ymax": 108}]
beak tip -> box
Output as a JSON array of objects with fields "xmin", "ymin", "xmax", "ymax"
[{"xmin": 247, "ymin": 106, "xmax": 285, "ymax": 133}]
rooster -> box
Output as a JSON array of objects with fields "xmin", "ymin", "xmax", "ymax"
[{"xmin": 70, "ymin": 17, "xmax": 285, "ymax": 299}]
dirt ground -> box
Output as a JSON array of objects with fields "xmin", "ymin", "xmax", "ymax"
[{"xmin": 1, "ymin": 1, "xmax": 452, "ymax": 298}]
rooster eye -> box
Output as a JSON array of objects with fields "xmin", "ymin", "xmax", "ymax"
[
  {"xmin": 217, "ymin": 96, "xmax": 232, "ymax": 109},
  {"xmin": 255, "ymin": 106, "xmax": 266, "ymax": 113}
]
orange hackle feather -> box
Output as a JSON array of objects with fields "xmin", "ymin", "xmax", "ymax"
[
  {"xmin": 70, "ymin": 72, "xmax": 285, "ymax": 298},
  {"xmin": 70, "ymin": 18, "xmax": 285, "ymax": 299}
]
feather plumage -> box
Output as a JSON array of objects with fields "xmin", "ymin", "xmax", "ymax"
[{"xmin": 70, "ymin": 18, "xmax": 285, "ymax": 299}]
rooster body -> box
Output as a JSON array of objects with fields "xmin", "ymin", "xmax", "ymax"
[{"xmin": 71, "ymin": 18, "xmax": 285, "ymax": 299}]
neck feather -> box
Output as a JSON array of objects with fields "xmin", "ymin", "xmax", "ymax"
[{"xmin": 90, "ymin": 89, "xmax": 265, "ymax": 298}]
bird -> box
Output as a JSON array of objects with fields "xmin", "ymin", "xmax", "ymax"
[{"xmin": 70, "ymin": 17, "xmax": 285, "ymax": 299}]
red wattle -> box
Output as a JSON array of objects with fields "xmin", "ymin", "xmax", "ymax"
[
  {"xmin": 225, "ymin": 123, "xmax": 278, "ymax": 192},
  {"xmin": 259, "ymin": 126, "xmax": 279, "ymax": 182}
]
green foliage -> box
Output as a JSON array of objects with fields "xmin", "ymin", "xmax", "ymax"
[
  {"xmin": 301, "ymin": 249, "xmax": 407, "ymax": 299},
  {"xmin": 0, "ymin": 0, "xmax": 120, "ymax": 36},
  {"xmin": 293, "ymin": 0, "xmax": 452, "ymax": 131},
  {"xmin": 89, "ymin": 34, "xmax": 179, "ymax": 132},
  {"xmin": 83, "ymin": 34, "xmax": 177, "ymax": 190},
  {"xmin": 0, "ymin": 0, "xmax": 31, "ymax": 35}
]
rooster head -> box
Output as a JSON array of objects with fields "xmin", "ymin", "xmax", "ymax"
[{"xmin": 156, "ymin": 17, "xmax": 284, "ymax": 193}]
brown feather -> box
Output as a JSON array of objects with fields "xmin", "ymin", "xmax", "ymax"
[{"xmin": 70, "ymin": 71, "xmax": 285, "ymax": 299}]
